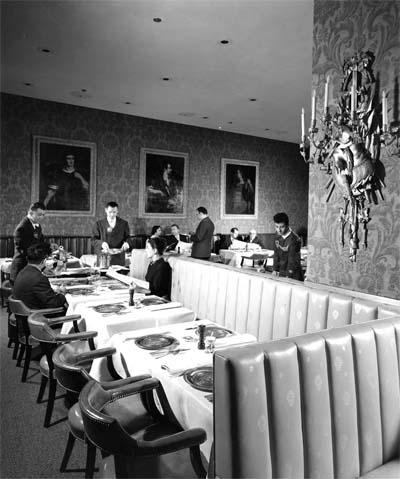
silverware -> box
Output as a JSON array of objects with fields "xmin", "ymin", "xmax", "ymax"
[
  {"xmin": 151, "ymin": 348, "xmax": 190, "ymax": 359},
  {"xmin": 205, "ymin": 394, "xmax": 213, "ymax": 403},
  {"xmin": 123, "ymin": 331, "xmax": 171, "ymax": 342}
]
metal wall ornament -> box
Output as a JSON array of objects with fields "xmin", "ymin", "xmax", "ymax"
[{"xmin": 300, "ymin": 51, "xmax": 399, "ymax": 262}]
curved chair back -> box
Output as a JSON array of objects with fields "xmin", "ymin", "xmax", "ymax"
[
  {"xmin": 79, "ymin": 380, "xmax": 138, "ymax": 456},
  {"xmin": 53, "ymin": 342, "xmax": 92, "ymax": 393},
  {"xmin": 8, "ymin": 295, "xmax": 32, "ymax": 337},
  {"xmin": 28, "ymin": 312, "xmax": 59, "ymax": 344}
]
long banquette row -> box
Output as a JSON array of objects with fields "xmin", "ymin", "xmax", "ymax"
[
  {"xmin": 169, "ymin": 257, "xmax": 400, "ymax": 341},
  {"xmin": 213, "ymin": 317, "xmax": 400, "ymax": 479}
]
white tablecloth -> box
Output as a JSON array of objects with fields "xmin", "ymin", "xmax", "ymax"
[
  {"xmin": 219, "ymin": 249, "xmax": 274, "ymax": 268},
  {"xmin": 62, "ymin": 294, "xmax": 195, "ymax": 345},
  {"xmin": 92, "ymin": 321, "xmax": 256, "ymax": 459}
]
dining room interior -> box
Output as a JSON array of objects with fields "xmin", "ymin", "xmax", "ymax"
[{"xmin": 1, "ymin": 1, "xmax": 400, "ymax": 478}]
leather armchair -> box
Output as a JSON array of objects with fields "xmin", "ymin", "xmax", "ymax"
[
  {"xmin": 27, "ymin": 311, "xmax": 98, "ymax": 428},
  {"xmin": 79, "ymin": 378, "xmax": 207, "ymax": 478}
]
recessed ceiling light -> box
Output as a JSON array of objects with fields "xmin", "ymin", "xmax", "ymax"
[
  {"xmin": 218, "ymin": 126, "xmax": 222, "ymax": 130},
  {"xmin": 153, "ymin": 17, "xmax": 162, "ymax": 23},
  {"xmin": 202, "ymin": 116, "xmax": 209, "ymax": 119},
  {"xmin": 219, "ymin": 39, "xmax": 231, "ymax": 45},
  {"xmin": 162, "ymin": 77, "xmax": 170, "ymax": 81},
  {"xmin": 228, "ymin": 121, "xmax": 233, "ymax": 124},
  {"xmin": 23, "ymin": 82, "xmax": 32, "ymax": 86},
  {"xmin": 249, "ymin": 98, "xmax": 257, "ymax": 102},
  {"xmin": 81, "ymin": 88, "xmax": 87, "ymax": 92},
  {"xmin": 38, "ymin": 47, "xmax": 53, "ymax": 54},
  {"xmin": 264, "ymin": 128, "xmax": 270, "ymax": 131},
  {"xmin": 124, "ymin": 101, "xmax": 132, "ymax": 105}
]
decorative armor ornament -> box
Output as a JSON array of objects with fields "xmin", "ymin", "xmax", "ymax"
[{"xmin": 300, "ymin": 51, "xmax": 399, "ymax": 261}]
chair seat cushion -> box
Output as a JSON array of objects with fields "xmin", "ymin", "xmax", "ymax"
[
  {"xmin": 103, "ymin": 394, "xmax": 154, "ymax": 434},
  {"xmin": 68, "ymin": 403, "xmax": 85, "ymax": 441},
  {"xmin": 19, "ymin": 335, "xmax": 40, "ymax": 347},
  {"xmin": 359, "ymin": 458, "xmax": 400, "ymax": 478}
]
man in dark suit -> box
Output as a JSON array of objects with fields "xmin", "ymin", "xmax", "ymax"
[
  {"xmin": 92, "ymin": 201, "xmax": 131, "ymax": 266},
  {"xmin": 10, "ymin": 202, "xmax": 46, "ymax": 283},
  {"xmin": 13, "ymin": 242, "xmax": 67, "ymax": 310},
  {"xmin": 190, "ymin": 206, "xmax": 215, "ymax": 260},
  {"xmin": 221, "ymin": 227, "xmax": 243, "ymax": 250},
  {"xmin": 165, "ymin": 224, "xmax": 188, "ymax": 251},
  {"xmin": 272, "ymin": 212, "xmax": 303, "ymax": 281},
  {"xmin": 245, "ymin": 229, "xmax": 264, "ymax": 249}
]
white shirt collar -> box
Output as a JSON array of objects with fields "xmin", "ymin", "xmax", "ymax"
[
  {"xmin": 107, "ymin": 217, "xmax": 117, "ymax": 228},
  {"xmin": 27, "ymin": 215, "xmax": 39, "ymax": 228},
  {"xmin": 281, "ymin": 228, "xmax": 292, "ymax": 240}
]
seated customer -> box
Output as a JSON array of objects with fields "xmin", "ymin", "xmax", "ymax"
[
  {"xmin": 245, "ymin": 229, "xmax": 264, "ymax": 248},
  {"xmin": 272, "ymin": 212, "xmax": 303, "ymax": 281},
  {"xmin": 150, "ymin": 225, "xmax": 163, "ymax": 239},
  {"xmin": 165, "ymin": 224, "xmax": 188, "ymax": 251},
  {"xmin": 144, "ymin": 237, "xmax": 171, "ymax": 299},
  {"xmin": 221, "ymin": 227, "xmax": 242, "ymax": 249},
  {"xmin": 13, "ymin": 242, "xmax": 68, "ymax": 310}
]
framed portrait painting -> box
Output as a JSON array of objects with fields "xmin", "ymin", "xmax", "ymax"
[
  {"xmin": 139, "ymin": 148, "xmax": 189, "ymax": 218},
  {"xmin": 31, "ymin": 136, "xmax": 96, "ymax": 216},
  {"xmin": 220, "ymin": 158, "xmax": 259, "ymax": 219}
]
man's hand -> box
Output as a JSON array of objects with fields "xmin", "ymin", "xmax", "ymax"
[
  {"xmin": 121, "ymin": 242, "xmax": 130, "ymax": 251},
  {"xmin": 272, "ymin": 270, "xmax": 279, "ymax": 277},
  {"xmin": 101, "ymin": 242, "xmax": 110, "ymax": 253}
]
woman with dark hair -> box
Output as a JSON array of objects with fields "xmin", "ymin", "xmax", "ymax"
[
  {"xmin": 144, "ymin": 237, "xmax": 171, "ymax": 299},
  {"xmin": 150, "ymin": 225, "xmax": 162, "ymax": 238}
]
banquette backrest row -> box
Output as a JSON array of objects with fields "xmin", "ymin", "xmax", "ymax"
[
  {"xmin": 169, "ymin": 257, "xmax": 400, "ymax": 341},
  {"xmin": 213, "ymin": 317, "xmax": 400, "ymax": 479}
]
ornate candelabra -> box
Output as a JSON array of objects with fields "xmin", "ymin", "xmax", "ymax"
[{"xmin": 300, "ymin": 51, "xmax": 399, "ymax": 261}]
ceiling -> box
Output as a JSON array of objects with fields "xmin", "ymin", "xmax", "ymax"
[{"xmin": 1, "ymin": 0, "xmax": 313, "ymax": 143}]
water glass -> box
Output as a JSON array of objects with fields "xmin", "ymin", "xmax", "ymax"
[{"xmin": 205, "ymin": 335, "xmax": 216, "ymax": 353}]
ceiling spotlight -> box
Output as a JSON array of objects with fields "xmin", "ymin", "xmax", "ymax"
[
  {"xmin": 81, "ymin": 88, "xmax": 87, "ymax": 92},
  {"xmin": 264, "ymin": 128, "xmax": 270, "ymax": 131},
  {"xmin": 219, "ymin": 39, "xmax": 231, "ymax": 45},
  {"xmin": 228, "ymin": 121, "xmax": 233, "ymax": 124},
  {"xmin": 153, "ymin": 17, "xmax": 162, "ymax": 23},
  {"xmin": 162, "ymin": 77, "xmax": 170, "ymax": 81},
  {"xmin": 39, "ymin": 47, "xmax": 52, "ymax": 53},
  {"xmin": 125, "ymin": 101, "xmax": 131, "ymax": 105},
  {"xmin": 23, "ymin": 82, "xmax": 32, "ymax": 86},
  {"xmin": 218, "ymin": 126, "xmax": 222, "ymax": 130},
  {"xmin": 202, "ymin": 116, "xmax": 209, "ymax": 119},
  {"xmin": 249, "ymin": 98, "xmax": 257, "ymax": 102}
]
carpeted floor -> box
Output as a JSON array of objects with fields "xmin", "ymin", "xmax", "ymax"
[{"xmin": 0, "ymin": 306, "xmax": 88, "ymax": 479}]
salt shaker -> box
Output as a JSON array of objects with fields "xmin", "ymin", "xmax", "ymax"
[
  {"xmin": 197, "ymin": 324, "xmax": 206, "ymax": 350},
  {"xmin": 129, "ymin": 283, "xmax": 135, "ymax": 306}
]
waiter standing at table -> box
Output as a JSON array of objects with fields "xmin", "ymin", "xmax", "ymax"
[
  {"xmin": 272, "ymin": 212, "xmax": 303, "ymax": 281},
  {"xmin": 190, "ymin": 206, "xmax": 215, "ymax": 260},
  {"xmin": 92, "ymin": 201, "xmax": 130, "ymax": 266},
  {"xmin": 10, "ymin": 202, "xmax": 46, "ymax": 284}
]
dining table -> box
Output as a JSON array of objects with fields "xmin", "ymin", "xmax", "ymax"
[
  {"xmin": 90, "ymin": 320, "xmax": 256, "ymax": 459},
  {"xmin": 219, "ymin": 248, "xmax": 274, "ymax": 268}
]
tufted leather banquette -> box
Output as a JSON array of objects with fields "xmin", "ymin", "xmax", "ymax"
[
  {"xmin": 213, "ymin": 317, "xmax": 400, "ymax": 479},
  {"xmin": 169, "ymin": 257, "xmax": 400, "ymax": 341}
]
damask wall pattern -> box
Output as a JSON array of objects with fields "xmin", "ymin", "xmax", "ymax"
[
  {"xmin": 0, "ymin": 93, "xmax": 308, "ymax": 237},
  {"xmin": 307, "ymin": 0, "xmax": 400, "ymax": 299}
]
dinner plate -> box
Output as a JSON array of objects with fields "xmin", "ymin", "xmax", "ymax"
[
  {"xmin": 195, "ymin": 325, "xmax": 233, "ymax": 339},
  {"xmin": 140, "ymin": 297, "xmax": 167, "ymax": 307},
  {"xmin": 68, "ymin": 287, "xmax": 96, "ymax": 296},
  {"xmin": 183, "ymin": 366, "xmax": 213, "ymax": 392},
  {"xmin": 92, "ymin": 303, "xmax": 126, "ymax": 314},
  {"xmin": 135, "ymin": 334, "xmax": 178, "ymax": 350}
]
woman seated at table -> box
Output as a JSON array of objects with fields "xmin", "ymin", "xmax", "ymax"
[
  {"xmin": 150, "ymin": 225, "xmax": 163, "ymax": 239},
  {"xmin": 144, "ymin": 237, "xmax": 171, "ymax": 300}
]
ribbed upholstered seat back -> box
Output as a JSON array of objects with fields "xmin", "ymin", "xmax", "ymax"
[
  {"xmin": 169, "ymin": 257, "xmax": 400, "ymax": 340},
  {"xmin": 214, "ymin": 317, "xmax": 400, "ymax": 479}
]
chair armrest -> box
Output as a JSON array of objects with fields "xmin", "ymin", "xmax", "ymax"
[
  {"xmin": 110, "ymin": 377, "xmax": 160, "ymax": 400},
  {"xmin": 54, "ymin": 330, "xmax": 97, "ymax": 342},
  {"xmin": 138, "ymin": 427, "xmax": 207, "ymax": 454},
  {"xmin": 46, "ymin": 314, "xmax": 81, "ymax": 326},
  {"xmin": 75, "ymin": 347, "xmax": 117, "ymax": 364},
  {"xmin": 32, "ymin": 306, "xmax": 65, "ymax": 315},
  {"xmin": 100, "ymin": 374, "xmax": 152, "ymax": 390}
]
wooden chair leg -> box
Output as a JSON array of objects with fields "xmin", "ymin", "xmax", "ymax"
[
  {"xmin": 60, "ymin": 432, "xmax": 76, "ymax": 472},
  {"xmin": 37, "ymin": 375, "xmax": 48, "ymax": 403},
  {"xmin": 21, "ymin": 346, "xmax": 32, "ymax": 382},
  {"xmin": 44, "ymin": 378, "xmax": 57, "ymax": 428},
  {"xmin": 12, "ymin": 341, "xmax": 20, "ymax": 360},
  {"xmin": 85, "ymin": 442, "xmax": 97, "ymax": 479},
  {"xmin": 16, "ymin": 343, "xmax": 25, "ymax": 367},
  {"xmin": 190, "ymin": 446, "xmax": 207, "ymax": 478}
]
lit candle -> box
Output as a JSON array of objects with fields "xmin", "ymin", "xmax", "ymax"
[
  {"xmin": 324, "ymin": 75, "xmax": 330, "ymax": 110},
  {"xmin": 351, "ymin": 69, "xmax": 357, "ymax": 118},
  {"xmin": 301, "ymin": 108, "xmax": 305, "ymax": 140},
  {"xmin": 311, "ymin": 89, "xmax": 316, "ymax": 124},
  {"xmin": 382, "ymin": 89, "xmax": 388, "ymax": 131}
]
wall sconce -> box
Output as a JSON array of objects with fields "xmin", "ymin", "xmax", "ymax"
[{"xmin": 300, "ymin": 51, "xmax": 399, "ymax": 261}]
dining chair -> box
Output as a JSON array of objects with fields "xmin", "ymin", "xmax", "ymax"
[
  {"xmin": 27, "ymin": 311, "xmax": 98, "ymax": 428},
  {"xmin": 1, "ymin": 280, "xmax": 18, "ymax": 353},
  {"xmin": 8, "ymin": 295, "xmax": 65, "ymax": 382},
  {"xmin": 53, "ymin": 342, "xmax": 121, "ymax": 478},
  {"xmin": 79, "ymin": 378, "xmax": 207, "ymax": 478}
]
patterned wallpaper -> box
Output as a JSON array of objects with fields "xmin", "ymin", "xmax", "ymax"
[
  {"xmin": 307, "ymin": 0, "xmax": 400, "ymax": 299},
  {"xmin": 0, "ymin": 93, "xmax": 308, "ymax": 237}
]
